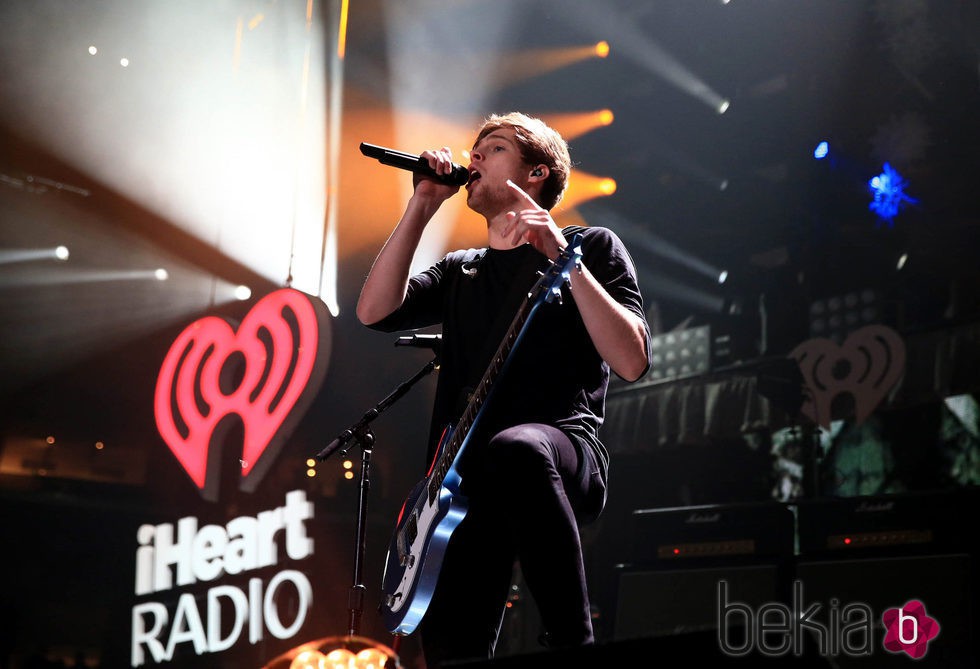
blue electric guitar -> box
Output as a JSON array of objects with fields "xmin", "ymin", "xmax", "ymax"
[{"xmin": 380, "ymin": 235, "xmax": 584, "ymax": 636}]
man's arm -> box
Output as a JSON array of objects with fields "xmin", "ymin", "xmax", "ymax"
[
  {"xmin": 355, "ymin": 150, "xmax": 459, "ymax": 325},
  {"xmin": 566, "ymin": 263, "xmax": 650, "ymax": 382}
]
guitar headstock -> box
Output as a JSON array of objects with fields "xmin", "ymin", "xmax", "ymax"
[{"xmin": 530, "ymin": 233, "xmax": 583, "ymax": 306}]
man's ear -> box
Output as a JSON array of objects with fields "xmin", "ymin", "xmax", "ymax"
[{"xmin": 529, "ymin": 165, "xmax": 549, "ymax": 180}]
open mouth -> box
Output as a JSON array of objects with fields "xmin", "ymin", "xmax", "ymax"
[{"xmin": 467, "ymin": 169, "xmax": 482, "ymax": 188}]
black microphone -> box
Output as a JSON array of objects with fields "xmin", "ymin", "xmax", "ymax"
[
  {"xmin": 395, "ymin": 334, "xmax": 443, "ymax": 351},
  {"xmin": 360, "ymin": 142, "xmax": 470, "ymax": 187}
]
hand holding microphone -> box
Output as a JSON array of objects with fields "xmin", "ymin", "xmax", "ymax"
[{"xmin": 360, "ymin": 142, "xmax": 470, "ymax": 187}]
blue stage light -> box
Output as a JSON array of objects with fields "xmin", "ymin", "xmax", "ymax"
[
  {"xmin": 868, "ymin": 163, "xmax": 916, "ymax": 226},
  {"xmin": 813, "ymin": 141, "xmax": 829, "ymax": 159}
]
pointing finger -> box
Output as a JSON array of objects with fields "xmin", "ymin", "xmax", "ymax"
[{"xmin": 506, "ymin": 179, "xmax": 542, "ymax": 209}]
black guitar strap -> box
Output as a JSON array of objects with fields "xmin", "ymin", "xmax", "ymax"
[
  {"xmin": 484, "ymin": 250, "xmax": 544, "ymax": 361},
  {"xmin": 449, "ymin": 246, "xmax": 539, "ymax": 416},
  {"xmin": 475, "ymin": 227, "xmax": 585, "ymax": 374},
  {"xmin": 457, "ymin": 236, "xmax": 572, "ymax": 417}
]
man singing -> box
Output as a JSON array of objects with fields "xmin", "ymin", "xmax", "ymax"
[{"xmin": 357, "ymin": 112, "xmax": 652, "ymax": 667}]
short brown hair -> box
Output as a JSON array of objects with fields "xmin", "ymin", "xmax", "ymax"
[{"xmin": 474, "ymin": 112, "xmax": 571, "ymax": 210}]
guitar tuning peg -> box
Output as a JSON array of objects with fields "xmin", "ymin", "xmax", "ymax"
[
  {"xmin": 550, "ymin": 286, "xmax": 563, "ymax": 305},
  {"xmin": 536, "ymin": 270, "xmax": 545, "ymax": 277}
]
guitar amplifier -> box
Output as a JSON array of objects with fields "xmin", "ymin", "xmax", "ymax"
[
  {"xmin": 793, "ymin": 487, "xmax": 979, "ymax": 558},
  {"xmin": 629, "ymin": 501, "xmax": 795, "ymax": 565}
]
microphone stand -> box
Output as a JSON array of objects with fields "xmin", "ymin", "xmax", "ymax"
[{"xmin": 315, "ymin": 351, "xmax": 439, "ymax": 645}]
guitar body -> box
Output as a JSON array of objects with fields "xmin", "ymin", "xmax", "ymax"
[
  {"xmin": 381, "ymin": 425, "xmax": 467, "ymax": 635},
  {"xmin": 379, "ymin": 234, "xmax": 583, "ymax": 636}
]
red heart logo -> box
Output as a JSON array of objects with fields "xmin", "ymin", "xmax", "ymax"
[
  {"xmin": 154, "ymin": 288, "xmax": 330, "ymax": 500},
  {"xmin": 789, "ymin": 324, "xmax": 905, "ymax": 428}
]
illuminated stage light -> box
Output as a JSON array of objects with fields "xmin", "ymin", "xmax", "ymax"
[
  {"xmin": 306, "ymin": 468, "xmax": 316, "ymax": 478},
  {"xmin": 814, "ymin": 141, "xmax": 830, "ymax": 159},
  {"xmin": 306, "ymin": 458, "xmax": 316, "ymax": 467},
  {"xmin": 583, "ymin": 204, "xmax": 726, "ymax": 284},
  {"xmin": 471, "ymin": 43, "xmax": 614, "ymax": 92},
  {"xmin": 95, "ymin": 441, "xmax": 105, "ymax": 450},
  {"xmin": 897, "ymin": 253, "xmax": 908, "ymax": 270},
  {"xmin": 560, "ymin": 171, "xmax": 619, "ymax": 209},
  {"xmin": 234, "ymin": 284, "xmax": 252, "ymax": 300},
  {"xmin": 154, "ymin": 268, "xmax": 169, "ymax": 281},
  {"xmin": 543, "ymin": 110, "xmax": 617, "ymax": 142},
  {"xmin": 869, "ymin": 162, "xmax": 916, "ymax": 225},
  {"xmin": 46, "ymin": 436, "xmax": 56, "ymax": 445},
  {"xmin": 337, "ymin": 0, "xmax": 350, "ymax": 59},
  {"xmin": 120, "ymin": 57, "xmax": 130, "ymax": 67},
  {"xmin": 344, "ymin": 471, "xmax": 354, "ymax": 480},
  {"xmin": 0, "ymin": 246, "xmax": 72, "ymax": 265},
  {"xmin": 88, "ymin": 45, "xmax": 97, "ymax": 55},
  {"xmin": 571, "ymin": 6, "xmax": 729, "ymax": 114},
  {"xmin": 719, "ymin": 179, "xmax": 729, "ymax": 191}
]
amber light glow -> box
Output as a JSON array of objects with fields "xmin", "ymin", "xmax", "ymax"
[
  {"xmin": 261, "ymin": 635, "xmax": 397, "ymax": 669},
  {"xmin": 542, "ymin": 110, "xmax": 615, "ymax": 142},
  {"xmin": 478, "ymin": 42, "xmax": 613, "ymax": 91},
  {"xmin": 559, "ymin": 171, "xmax": 618, "ymax": 211}
]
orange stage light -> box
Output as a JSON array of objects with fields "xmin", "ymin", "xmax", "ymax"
[
  {"xmin": 481, "ymin": 43, "xmax": 611, "ymax": 91},
  {"xmin": 559, "ymin": 171, "xmax": 618, "ymax": 211},
  {"xmin": 540, "ymin": 110, "xmax": 615, "ymax": 142}
]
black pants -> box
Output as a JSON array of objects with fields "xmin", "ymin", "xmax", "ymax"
[{"xmin": 418, "ymin": 423, "xmax": 602, "ymax": 668}]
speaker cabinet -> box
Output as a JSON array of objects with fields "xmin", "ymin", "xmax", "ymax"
[
  {"xmin": 613, "ymin": 561, "xmax": 783, "ymax": 640},
  {"xmin": 795, "ymin": 553, "xmax": 976, "ymax": 668}
]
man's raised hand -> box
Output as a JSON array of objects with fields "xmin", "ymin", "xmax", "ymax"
[{"xmin": 504, "ymin": 179, "xmax": 565, "ymax": 257}]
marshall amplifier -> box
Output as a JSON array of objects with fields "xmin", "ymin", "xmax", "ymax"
[
  {"xmin": 792, "ymin": 489, "xmax": 978, "ymax": 668},
  {"xmin": 615, "ymin": 502, "xmax": 795, "ymax": 641},
  {"xmin": 793, "ymin": 487, "xmax": 979, "ymax": 558},
  {"xmin": 629, "ymin": 500, "xmax": 796, "ymax": 564}
]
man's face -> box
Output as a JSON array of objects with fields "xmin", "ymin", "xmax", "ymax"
[{"xmin": 465, "ymin": 127, "xmax": 530, "ymax": 216}]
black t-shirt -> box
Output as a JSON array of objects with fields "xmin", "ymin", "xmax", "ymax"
[{"xmin": 368, "ymin": 225, "xmax": 651, "ymax": 490}]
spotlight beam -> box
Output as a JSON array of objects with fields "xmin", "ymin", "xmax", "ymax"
[
  {"xmin": 563, "ymin": 6, "xmax": 729, "ymax": 113},
  {"xmin": 0, "ymin": 268, "xmax": 170, "ymax": 288},
  {"xmin": 0, "ymin": 127, "xmax": 279, "ymax": 297},
  {"xmin": 0, "ymin": 248, "xmax": 68, "ymax": 265},
  {"xmin": 582, "ymin": 204, "xmax": 725, "ymax": 283},
  {"xmin": 635, "ymin": 268, "xmax": 726, "ymax": 314}
]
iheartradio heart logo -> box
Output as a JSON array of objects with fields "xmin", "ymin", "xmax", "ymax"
[
  {"xmin": 789, "ymin": 324, "xmax": 905, "ymax": 428},
  {"xmin": 154, "ymin": 288, "xmax": 331, "ymax": 500}
]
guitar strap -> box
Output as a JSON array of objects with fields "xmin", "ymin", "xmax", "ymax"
[
  {"xmin": 486, "ymin": 249, "xmax": 544, "ymax": 360},
  {"xmin": 473, "ymin": 227, "xmax": 583, "ymax": 376},
  {"xmin": 486, "ymin": 226, "xmax": 582, "ymax": 352}
]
